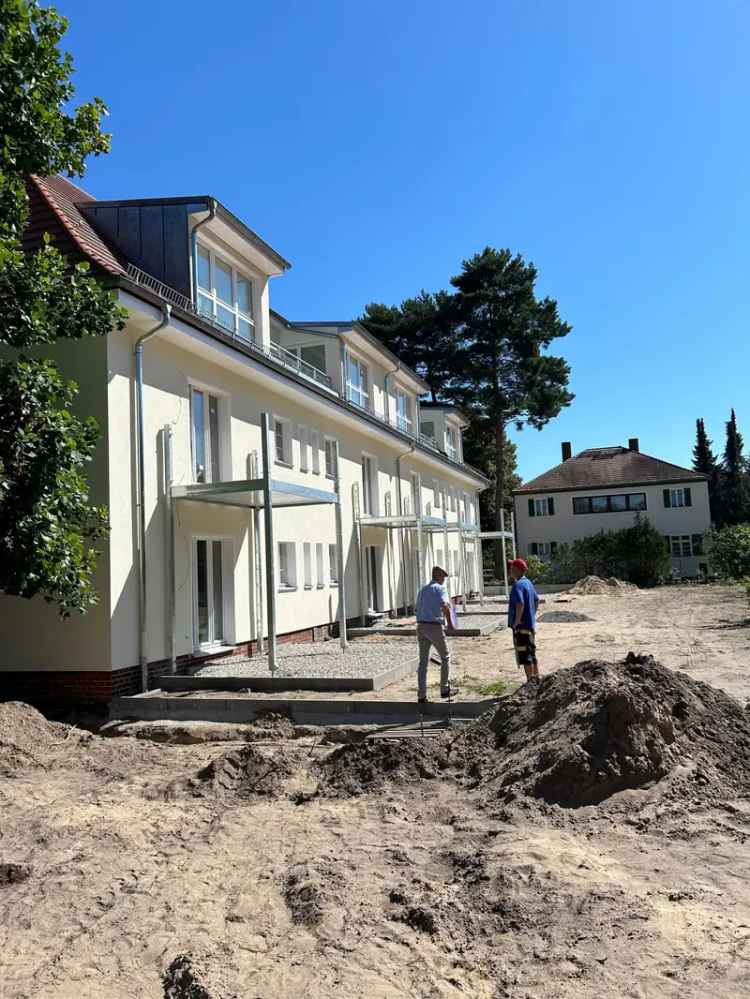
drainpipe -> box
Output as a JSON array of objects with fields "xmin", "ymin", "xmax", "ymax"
[
  {"xmin": 189, "ymin": 199, "xmax": 216, "ymax": 305},
  {"xmin": 134, "ymin": 302, "xmax": 172, "ymax": 692},
  {"xmin": 383, "ymin": 362, "xmax": 399, "ymax": 427}
]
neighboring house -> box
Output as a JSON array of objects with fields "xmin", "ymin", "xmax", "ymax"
[
  {"xmin": 0, "ymin": 175, "xmax": 487, "ymax": 704},
  {"xmin": 513, "ymin": 439, "xmax": 711, "ymax": 577}
]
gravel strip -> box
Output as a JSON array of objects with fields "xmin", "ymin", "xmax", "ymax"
[{"xmin": 195, "ymin": 640, "xmax": 416, "ymax": 679}]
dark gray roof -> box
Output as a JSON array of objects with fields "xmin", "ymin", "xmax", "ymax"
[{"xmin": 515, "ymin": 446, "xmax": 707, "ymax": 494}]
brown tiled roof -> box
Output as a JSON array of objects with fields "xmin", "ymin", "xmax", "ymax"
[
  {"xmin": 26, "ymin": 174, "xmax": 125, "ymax": 275},
  {"xmin": 515, "ymin": 446, "xmax": 707, "ymax": 494}
]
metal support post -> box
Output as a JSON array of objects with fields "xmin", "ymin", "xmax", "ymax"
[
  {"xmin": 164, "ymin": 426, "xmax": 176, "ymax": 674},
  {"xmin": 353, "ymin": 483, "xmax": 366, "ymax": 625},
  {"xmin": 510, "ymin": 508, "xmax": 517, "ymax": 559},
  {"xmin": 333, "ymin": 441, "xmax": 347, "ymax": 648},
  {"xmin": 459, "ymin": 531, "xmax": 468, "ymax": 613},
  {"xmin": 260, "ymin": 413, "xmax": 276, "ymax": 672},
  {"xmin": 501, "ymin": 509, "xmax": 509, "ymax": 599},
  {"xmin": 248, "ymin": 452, "xmax": 264, "ymax": 656}
]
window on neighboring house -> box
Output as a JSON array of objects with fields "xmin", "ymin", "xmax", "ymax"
[
  {"xmin": 278, "ymin": 542, "xmax": 297, "ymax": 589},
  {"xmin": 395, "ymin": 390, "xmax": 412, "ymax": 432},
  {"xmin": 328, "ymin": 544, "xmax": 339, "ymax": 585},
  {"xmin": 324, "ymin": 438, "xmax": 338, "ymax": 479},
  {"xmin": 445, "ymin": 426, "xmax": 458, "ymax": 459},
  {"xmin": 310, "ymin": 430, "xmax": 321, "ymax": 474},
  {"xmin": 362, "ymin": 455, "xmax": 376, "ymax": 515},
  {"xmin": 274, "ymin": 418, "xmax": 292, "ymax": 466},
  {"xmin": 298, "ymin": 426, "xmax": 309, "ymax": 472},
  {"xmin": 529, "ymin": 542, "xmax": 558, "ymax": 558},
  {"xmin": 346, "ymin": 354, "xmax": 369, "ymax": 410},
  {"xmin": 303, "ymin": 543, "xmax": 313, "ymax": 589},
  {"xmin": 665, "ymin": 534, "xmax": 703, "ymax": 557},
  {"xmin": 528, "ymin": 497, "xmax": 555, "ymax": 517},
  {"xmin": 190, "ymin": 387, "xmax": 221, "ymax": 483},
  {"xmin": 196, "ymin": 244, "xmax": 254, "ymax": 340},
  {"xmin": 664, "ymin": 487, "xmax": 692, "ymax": 508},
  {"xmin": 316, "ymin": 543, "xmax": 325, "ymax": 588},
  {"xmin": 573, "ymin": 493, "xmax": 647, "ymax": 514}
]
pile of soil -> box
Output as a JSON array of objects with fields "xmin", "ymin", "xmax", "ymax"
[
  {"xmin": 319, "ymin": 737, "xmax": 450, "ymax": 796},
  {"xmin": 568, "ymin": 575, "xmax": 637, "ymax": 595},
  {"xmin": 0, "ymin": 701, "xmax": 85, "ymax": 773},
  {"xmin": 471, "ymin": 653, "xmax": 750, "ymax": 808},
  {"xmin": 162, "ymin": 954, "xmax": 237, "ymax": 999},
  {"xmin": 283, "ymin": 863, "xmax": 325, "ymax": 926},
  {"xmin": 538, "ymin": 610, "xmax": 593, "ymax": 623},
  {"xmin": 159, "ymin": 745, "xmax": 295, "ymax": 800}
]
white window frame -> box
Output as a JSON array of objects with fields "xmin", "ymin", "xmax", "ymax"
[
  {"xmin": 670, "ymin": 488, "xmax": 687, "ymax": 508},
  {"xmin": 278, "ymin": 542, "xmax": 297, "ymax": 590},
  {"xmin": 189, "ymin": 383, "xmax": 228, "ymax": 484},
  {"xmin": 433, "ymin": 480, "xmax": 441, "ymax": 509},
  {"xmin": 445, "ymin": 426, "xmax": 458, "ymax": 460},
  {"xmin": 395, "ymin": 388, "xmax": 412, "ymax": 433},
  {"xmin": 316, "ymin": 543, "xmax": 325, "ymax": 588},
  {"xmin": 436, "ymin": 547, "xmax": 444, "ymax": 569},
  {"xmin": 346, "ymin": 352, "xmax": 370, "ymax": 411},
  {"xmin": 324, "ymin": 437, "xmax": 338, "ymax": 479},
  {"xmin": 298, "ymin": 425, "xmax": 309, "ymax": 472},
  {"xmin": 361, "ymin": 452, "xmax": 378, "ymax": 516},
  {"xmin": 533, "ymin": 498, "xmax": 549, "ymax": 517},
  {"xmin": 191, "ymin": 535, "xmax": 234, "ymax": 651},
  {"xmin": 310, "ymin": 430, "xmax": 321, "ymax": 474},
  {"xmin": 302, "ymin": 542, "xmax": 313, "ymax": 590},
  {"xmin": 328, "ymin": 543, "xmax": 339, "ymax": 585},
  {"xmin": 274, "ymin": 416, "xmax": 293, "ymax": 467},
  {"xmin": 196, "ymin": 242, "xmax": 255, "ymax": 341},
  {"xmin": 450, "ymin": 488, "xmax": 456, "ymax": 513},
  {"xmin": 411, "ymin": 473, "xmax": 421, "ymax": 515}
]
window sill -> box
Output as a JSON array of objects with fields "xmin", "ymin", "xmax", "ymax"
[
  {"xmin": 329, "ymin": 582, "xmax": 339, "ymax": 587},
  {"xmin": 278, "ymin": 585, "xmax": 297, "ymax": 593},
  {"xmin": 304, "ymin": 584, "xmax": 313, "ymax": 591},
  {"xmin": 275, "ymin": 459, "xmax": 294, "ymax": 469},
  {"xmin": 316, "ymin": 584, "xmax": 325, "ymax": 590}
]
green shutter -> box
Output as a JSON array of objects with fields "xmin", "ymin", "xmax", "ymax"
[
  {"xmin": 528, "ymin": 499, "xmax": 535, "ymax": 517},
  {"xmin": 547, "ymin": 496, "xmax": 555, "ymax": 515},
  {"xmin": 684, "ymin": 487, "xmax": 692, "ymax": 507},
  {"xmin": 663, "ymin": 489, "xmax": 671, "ymax": 508}
]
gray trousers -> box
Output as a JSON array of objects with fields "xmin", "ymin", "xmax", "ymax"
[{"xmin": 416, "ymin": 622, "xmax": 451, "ymax": 699}]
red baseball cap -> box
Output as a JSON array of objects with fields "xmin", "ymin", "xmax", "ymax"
[{"xmin": 507, "ymin": 558, "xmax": 528, "ymax": 571}]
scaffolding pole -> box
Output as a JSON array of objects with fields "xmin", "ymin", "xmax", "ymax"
[
  {"xmin": 459, "ymin": 531, "xmax": 468, "ymax": 612},
  {"xmin": 260, "ymin": 412, "xmax": 277, "ymax": 673},
  {"xmin": 353, "ymin": 483, "xmax": 366, "ymax": 625},
  {"xmin": 164, "ymin": 426, "xmax": 176, "ymax": 674},
  {"xmin": 333, "ymin": 441, "xmax": 347, "ymax": 649},
  {"xmin": 248, "ymin": 452, "xmax": 264, "ymax": 656}
]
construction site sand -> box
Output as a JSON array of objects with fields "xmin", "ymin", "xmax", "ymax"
[{"xmin": 2, "ymin": 583, "xmax": 750, "ymax": 998}]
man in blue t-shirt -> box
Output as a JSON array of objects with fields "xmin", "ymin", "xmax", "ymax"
[{"xmin": 507, "ymin": 558, "xmax": 540, "ymax": 681}]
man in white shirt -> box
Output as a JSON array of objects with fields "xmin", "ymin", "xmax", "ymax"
[{"xmin": 415, "ymin": 565, "xmax": 457, "ymax": 704}]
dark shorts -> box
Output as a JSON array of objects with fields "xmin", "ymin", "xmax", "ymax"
[{"xmin": 512, "ymin": 627, "xmax": 537, "ymax": 667}]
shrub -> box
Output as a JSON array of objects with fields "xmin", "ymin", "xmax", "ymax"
[
  {"xmin": 545, "ymin": 515, "xmax": 670, "ymax": 587},
  {"xmin": 706, "ymin": 524, "xmax": 750, "ymax": 580},
  {"xmin": 523, "ymin": 554, "xmax": 550, "ymax": 584}
]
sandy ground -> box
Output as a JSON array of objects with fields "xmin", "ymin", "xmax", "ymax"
[{"xmin": 1, "ymin": 583, "xmax": 750, "ymax": 998}]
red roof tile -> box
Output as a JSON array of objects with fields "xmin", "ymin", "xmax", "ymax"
[
  {"xmin": 29, "ymin": 175, "xmax": 125, "ymax": 275},
  {"xmin": 515, "ymin": 447, "xmax": 707, "ymax": 494}
]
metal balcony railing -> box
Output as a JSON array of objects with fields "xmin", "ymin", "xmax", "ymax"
[{"xmin": 124, "ymin": 264, "xmax": 464, "ymax": 465}]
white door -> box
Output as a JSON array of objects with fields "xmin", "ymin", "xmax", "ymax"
[{"xmin": 193, "ymin": 539, "xmax": 225, "ymax": 649}]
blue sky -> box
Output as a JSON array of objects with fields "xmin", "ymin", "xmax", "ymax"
[{"xmin": 59, "ymin": 0, "xmax": 749, "ymax": 481}]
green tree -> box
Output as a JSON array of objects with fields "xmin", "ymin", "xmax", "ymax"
[
  {"xmin": 450, "ymin": 248, "xmax": 573, "ymax": 570},
  {"xmin": 461, "ymin": 418, "xmax": 520, "ymax": 529},
  {"xmin": 719, "ymin": 409, "xmax": 749, "ymax": 526},
  {"xmin": 692, "ymin": 417, "xmax": 720, "ymax": 523},
  {"xmin": 0, "ymin": 0, "xmax": 124, "ymax": 614}
]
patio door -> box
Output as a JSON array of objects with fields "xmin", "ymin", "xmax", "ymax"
[
  {"xmin": 193, "ymin": 539, "xmax": 225, "ymax": 649},
  {"xmin": 366, "ymin": 545, "xmax": 381, "ymax": 612}
]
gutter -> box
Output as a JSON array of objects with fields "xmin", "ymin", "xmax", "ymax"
[{"xmin": 134, "ymin": 302, "xmax": 172, "ymax": 692}]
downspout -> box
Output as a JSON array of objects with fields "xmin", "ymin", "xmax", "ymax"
[
  {"xmin": 383, "ymin": 361, "xmax": 399, "ymax": 427},
  {"xmin": 135, "ymin": 302, "xmax": 172, "ymax": 692},
  {"xmin": 189, "ymin": 199, "xmax": 217, "ymax": 304},
  {"xmin": 395, "ymin": 442, "xmax": 416, "ymax": 614}
]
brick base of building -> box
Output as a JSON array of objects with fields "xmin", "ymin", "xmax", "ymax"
[{"xmin": 0, "ymin": 618, "xmax": 361, "ymax": 709}]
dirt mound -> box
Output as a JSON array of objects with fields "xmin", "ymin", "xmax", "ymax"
[
  {"xmin": 469, "ymin": 653, "xmax": 750, "ymax": 808},
  {"xmin": 283, "ymin": 863, "xmax": 325, "ymax": 925},
  {"xmin": 160, "ymin": 745, "xmax": 294, "ymax": 800},
  {"xmin": 0, "ymin": 701, "xmax": 82, "ymax": 773},
  {"xmin": 538, "ymin": 610, "xmax": 593, "ymax": 623},
  {"xmin": 162, "ymin": 954, "xmax": 237, "ymax": 999},
  {"xmin": 318, "ymin": 737, "xmax": 451, "ymax": 796},
  {"xmin": 568, "ymin": 575, "xmax": 637, "ymax": 595}
]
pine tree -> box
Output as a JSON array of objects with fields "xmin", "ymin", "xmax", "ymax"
[
  {"xmin": 719, "ymin": 409, "xmax": 749, "ymax": 526},
  {"xmin": 692, "ymin": 418, "xmax": 720, "ymax": 523}
]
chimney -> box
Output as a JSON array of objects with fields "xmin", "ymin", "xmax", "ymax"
[
  {"xmin": 561, "ymin": 442, "xmax": 572, "ymax": 462},
  {"xmin": 628, "ymin": 437, "xmax": 639, "ymax": 452}
]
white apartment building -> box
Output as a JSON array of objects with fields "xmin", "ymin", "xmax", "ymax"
[
  {"xmin": 0, "ymin": 175, "xmax": 487, "ymax": 703},
  {"xmin": 514, "ymin": 439, "xmax": 711, "ymax": 578}
]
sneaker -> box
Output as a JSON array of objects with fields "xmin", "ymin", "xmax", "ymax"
[{"xmin": 440, "ymin": 686, "xmax": 459, "ymax": 699}]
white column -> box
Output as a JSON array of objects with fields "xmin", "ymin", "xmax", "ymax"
[{"xmin": 260, "ymin": 412, "xmax": 276, "ymax": 672}]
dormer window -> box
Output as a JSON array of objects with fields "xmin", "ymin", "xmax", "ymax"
[
  {"xmin": 197, "ymin": 244, "xmax": 255, "ymax": 341},
  {"xmin": 346, "ymin": 355, "xmax": 369, "ymax": 411},
  {"xmin": 395, "ymin": 390, "xmax": 412, "ymax": 433},
  {"xmin": 445, "ymin": 426, "xmax": 458, "ymax": 460}
]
